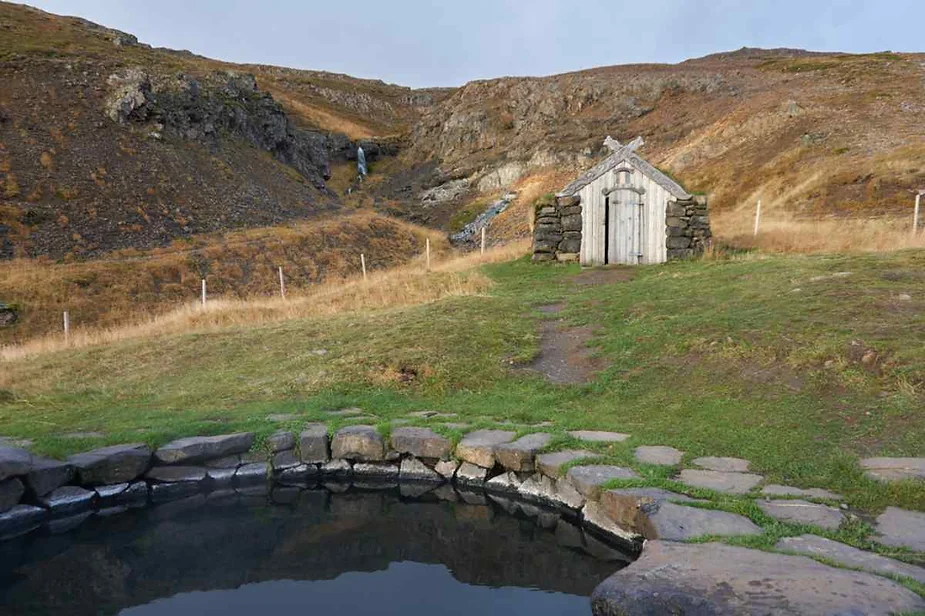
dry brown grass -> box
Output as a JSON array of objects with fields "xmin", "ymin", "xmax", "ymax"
[
  {"xmin": 0, "ymin": 211, "xmax": 453, "ymax": 344},
  {"xmin": 713, "ymin": 208, "xmax": 925, "ymax": 254},
  {"xmin": 0, "ymin": 239, "xmax": 531, "ymax": 361},
  {"xmin": 487, "ymin": 169, "xmax": 576, "ymax": 242}
]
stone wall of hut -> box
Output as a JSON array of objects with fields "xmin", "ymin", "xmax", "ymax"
[
  {"xmin": 531, "ymin": 195, "xmax": 582, "ymax": 262},
  {"xmin": 665, "ymin": 195, "xmax": 711, "ymax": 260}
]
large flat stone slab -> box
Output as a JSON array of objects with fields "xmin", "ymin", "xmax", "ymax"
[
  {"xmin": 390, "ymin": 427, "xmax": 452, "ymax": 460},
  {"xmin": 455, "ymin": 430, "xmax": 515, "ymax": 468},
  {"xmin": 861, "ymin": 457, "xmax": 925, "ymax": 482},
  {"xmin": 566, "ymin": 465, "xmax": 640, "ymax": 500},
  {"xmin": 691, "ymin": 456, "xmax": 750, "ymax": 472},
  {"xmin": 776, "ymin": 535, "xmax": 925, "ymax": 585},
  {"xmin": 24, "ymin": 457, "xmax": 75, "ymax": 497},
  {"xmin": 154, "ymin": 433, "xmax": 254, "ymax": 465},
  {"xmin": 535, "ymin": 449, "xmax": 599, "ymax": 478},
  {"xmin": 145, "ymin": 466, "xmax": 208, "ymax": 483},
  {"xmin": 874, "ymin": 506, "xmax": 925, "ymax": 551},
  {"xmin": 299, "ymin": 424, "xmax": 330, "ymax": 463},
  {"xmin": 757, "ymin": 499, "xmax": 845, "ymax": 530},
  {"xmin": 634, "ymin": 446, "xmax": 682, "ymax": 466},
  {"xmin": 568, "ymin": 430, "xmax": 630, "ymax": 443},
  {"xmin": 761, "ymin": 484, "xmax": 842, "ymax": 500},
  {"xmin": 331, "ymin": 425, "xmax": 385, "ymax": 461},
  {"xmin": 590, "ymin": 541, "xmax": 925, "ymax": 616},
  {"xmin": 494, "ymin": 433, "xmax": 551, "ymax": 472},
  {"xmin": 678, "ymin": 469, "xmax": 763, "ymax": 494},
  {"xmin": 0, "ymin": 446, "xmax": 32, "ymax": 481},
  {"xmin": 266, "ymin": 431, "xmax": 296, "ymax": 453},
  {"xmin": 67, "ymin": 443, "xmax": 152, "ymax": 485},
  {"xmin": 640, "ymin": 501, "xmax": 761, "ymax": 540}
]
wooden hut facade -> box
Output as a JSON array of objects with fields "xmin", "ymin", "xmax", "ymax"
[{"xmin": 533, "ymin": 137, "xmax": 711, "ymax": 265}]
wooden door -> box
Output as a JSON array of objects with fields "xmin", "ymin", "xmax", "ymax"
[{"xmin": 607, "ymin": 188, "xmax": 643, "ymax": 264}]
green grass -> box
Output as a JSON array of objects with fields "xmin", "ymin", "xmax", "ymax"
[{"xmin": 2, "ymin": 250, "xmax": 924, "ymax": 522}]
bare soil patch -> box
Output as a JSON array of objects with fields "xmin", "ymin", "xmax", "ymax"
[{"xmin": 520, "ymin": 305, "xmax": 607, "ymax": 384}]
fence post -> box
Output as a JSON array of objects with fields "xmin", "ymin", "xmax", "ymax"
[
  {"xmin": 753, "ymin": 199, "xmax": 762, "ymax": 237},
  {"xmin": 480, "ymin": 227, "xmax": 486, "ymax": 255},
  {"xmin": 426, "ymin": 239, "xmax": 431, "ymax": 271},
  {"xmin": 201, "ymin": 279, "xmax": 206, "ymax": 307},
  {"xmin": 278, "ymin": 266, "xmax": 286, "ymax": 300},
  {"xmin": 63, "ymin": 311, "xmax": 69, "ymax": 344},
  {"xmin": 361, "ymin": 253, "xmax": 367, "ymax": 281},
  {"xmin": 914, "ymin": 192, "xmax": 921, "ymax": 236}
]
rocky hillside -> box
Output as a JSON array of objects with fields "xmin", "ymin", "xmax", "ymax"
[{"xmin": 1, "ymin": 2, "xmax": 923, "ymax": 260}]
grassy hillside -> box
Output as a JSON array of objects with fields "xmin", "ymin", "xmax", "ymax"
[{"xmin": 1, "ymin": 248, "xmax": 923, "ymax": 517}]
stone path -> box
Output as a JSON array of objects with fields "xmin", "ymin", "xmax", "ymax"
[
  {"xmin": 761, "ymin": 484, "xmax": 842, "ymax": 500},
  {"xmin": 757, "ymin": 499, "xmax": 845, "ymax": 530},
  {"xmin": 874, "ymin": 507, "xmax": 925, "ymax": 551},
  {"xmin": 677, "ymin": 468, "xmax": 763, "ymax": 494},
  {"xmin": 861, "ymin": 457, "xmax": 925, "ymax": 482},
  {"xmin": 568, "ymin": 430, "xmax": 630, "ymax": 443},
  {"xmin": 634, "ymin": 445, "xmax": 683, "ymax": 466},
  {"xmin": 776, "ymin": 535, "xmax": 925, "ymax": 584}
]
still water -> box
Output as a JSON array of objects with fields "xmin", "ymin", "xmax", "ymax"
[{"xmin": 0, "ymin": 485, "xmax": 631, "ymax": 615}]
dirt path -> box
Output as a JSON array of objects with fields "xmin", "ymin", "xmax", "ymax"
[{"xmin": 521, "ymin": 267, "xmax": 636, "ymax": 384}]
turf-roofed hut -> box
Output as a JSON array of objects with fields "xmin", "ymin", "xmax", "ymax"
[{"xmin": 533, "ymin": 136, "xmax": 711, "ymax": 265}]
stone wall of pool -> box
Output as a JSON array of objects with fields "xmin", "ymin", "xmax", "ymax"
[{"xmin": 1, "ymin": 424, "xmax": 923, "ymax": 615}]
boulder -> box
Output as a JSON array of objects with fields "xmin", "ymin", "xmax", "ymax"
[
  {"xmin": 234, "ymin": 462, "xmax": 269, "ymax": 484},
  {"xmin": 640, "ymin": 501, "xmax": 761, "ymax": 541},
  {"xmin": 590, "ymin": 541, "xmax": 925, "ymax": 616},
  {"xmin": 0, "ymin": 446, "xmax": 33, "ymax": 481},
  {"xmin": 266, "ymin": 431, "xmax": 296, "ymax": 453},
  {"xmin": 68, "ymin": 443, "xmax": 151, "ymax": 485},
  {"xmin": 331, "ymin": 425, "xmax": 385, "ymax": 461},
  {"xmin": 399, "ymin": 457, "xmax": 442, "ymax": 482},
  {"xmin": 300, "ymin": 424, "xmax": 330, "ymax": 463},
  {"xmin": 581, "ymin": 500, "xmax": 640, "ymax": 544},
  {"xmin": 0, "ymin": 504, "xmax": 46, "ymax": 539},
  {"xmin": 277, "ymin": 464, "xmax": 320, "ymax": 484},
  {"xmin": 455, "ymin": 461, "xmax": 488, "ymax": 485},
  {"xmin": 205, "ymin": 467, "xmax": 236, "ymax": 486},
  {"xmin": 204, "ymin": 454, "xmax": 242, "ymax": 469},
  {"xmin": 485, "ymin": 471, "xmax": 523, "ymax": 493},
  {"xmin": 0, "ymin": 478, "xmax": 24, "ymax": 512},
  {"xmin": 455, "ymin": 429, "xmax": 516, "ymax": 468},
  {"xmin": 757, "ymin": 499, "xmax": 845, "ymax": 530},
  {"xmin": 874, "ymin": 507, "xmax": 925, "ymax": 551},
  {"xmin": 24, "ymin": 458, "xmax": 76, "ymax": 497},
  {"xmin": 561, "ymin": 214, "xmax": 582, "ymax": 231},
  {"xmin": 634, "ymin": 446, "xmax": 683, "ymax": 466},
  {"xmin": 320, "ymin": 459, "xmax": 352, "ymax": 477},
  {"xmin": 154, "ymin": 433, "xmax": 254, "ymax": 465},
  {"xmin": 535, "ymin": 449, "xmax": 599, "ymax": 478},
  {"xmin": 599, "ymin": 488, "xmax": 696, "ymax": 531},
  {"xmin": 96, "ymin": 481, "xmax": 147, "ymax": 507},
  {"xmin": 271, "ymin": 449, "xmax": 301, "ymax": 471},
  {"xmin": 494, "ymin": 433, "xmax": 551, "ymax": 472},
  {"xmin": 390, "ymin": 427, "xmax": 452, "ymax": 460},
  {"xmin": 566, "ymin": 465, "xmax": 640, "ymax": 500},
  {"xmin": 353, "ymin": 462, "xmax": 400, "ymax": 479},
  {"xmin": 666, "ymin": 236, "xmax": 692, "ymax": 249},
  {"xmin": 556, "ymin": 195, "xmax": 580, "ymax": 207},
  {"xmin": 692, "ymin": 456, "xmax": 750, "ymax": 472},
  {"xmin": 776, "ymin": 535, "xmax": 925, "ymax": 585},
  {"xmin": 677, "ymin": 469, "xmax": 763, "ymax": 494},
  {"xmin": 434, "ymin": 459, "xmax": 459, "ymax": 479},
  {"xmin": 36, "ymin": 485, "xmax": 96, "ymax": 517},
  {"xmin": 558, "ymin": 237, "xmax": 581, "ymax": 253}
]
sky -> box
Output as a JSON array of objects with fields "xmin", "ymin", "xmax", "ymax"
[{"xmin": 22, "ymin": 0, "xmax": 925, "ymax": 88}]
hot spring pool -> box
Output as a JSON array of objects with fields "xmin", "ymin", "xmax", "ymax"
[{"xmin": 0, "ymin": 484, "xmax": 632, "ymax": 615}]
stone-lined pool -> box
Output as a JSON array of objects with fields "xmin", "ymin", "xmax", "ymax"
[{"xmin": 0, "ymin": 485, "xmax": 631, "ymax": 615}]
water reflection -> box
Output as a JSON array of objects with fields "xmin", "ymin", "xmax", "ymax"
[{"xmin": 0, "ymin": 485, "xmax": 631, "ymax": 615}]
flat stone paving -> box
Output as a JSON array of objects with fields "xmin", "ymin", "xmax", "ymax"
[
  {"xmin": 567, "ymin": 430, "xmax": 630, "ymax": 443},
  {"xmin": 874, "ymin": 507, "xmax": 925, "ymax": 551},
  {"xmin": 757, "ymin": 499, "xmax": 845, "ymax": 530},
  {"xmin": 776, "ymin": 534, "xmax": 925, "ymax": 585},
  {"xmin": 634, "ymin": 445, "xmax": 683, "ymax": 466},
  {"xmin": 535, "ymin": 449, "xmax": 599, "ymax": 477},
  {"xmin": 565, "ymin": 465, "xmax": 640, "ymax": 500},
  {"xmin": 591, "ymin": 541, "xmax": 925, "ymax": 615},
  {"xmin": 644, "ymin": 501, "xmax": 762, "ymax": 540},
  {"xmin": 692, "ymin": 456, "xmax": 750, "ymax": 472},
  {"xmin": 861, "ymin": 457, "xmax": 925, "ymax": 482},
  {"xmin": 678, "ymin": 469, "xmax": 763, "ymax": 494},
  {"xmin": 761, "ymin": 484, "xmax": 842, "ymax": 500}
]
